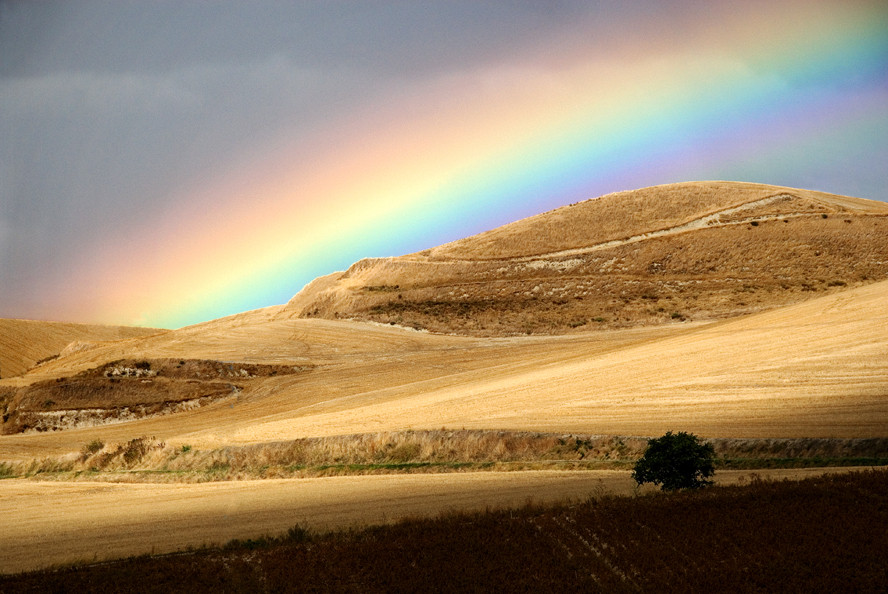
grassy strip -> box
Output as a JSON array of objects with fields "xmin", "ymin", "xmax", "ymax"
[
  {"xmin": 11, "ymin": 456, "xmax": 888, "ymax": 483},
  {"xmin": 4, "ymin": 432, "xmax": 886, "ymax": 482},
  {"xmin": 0, "ymin": 462, "xmax": 15, "ymax": 480},
  {"xmin": 4, "ymin": 469, "xmax": 887, "ymax": 591},
  {"xmin": 307, "ymin": 460, "xmax": 481, "ymax": 472},
  {"xmin": 717, "ymin": 456, "xmax": 888, "ymax": 469},
  {"xmin": 23, "ymin": 460, "xmax": 633, "ymax": 483}
]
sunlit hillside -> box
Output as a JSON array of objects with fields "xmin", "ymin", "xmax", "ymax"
[
  {"xmin": 0, "ymin": 319, "xmax": 162, "ymax": 380},
  {"xmin": 281, "ymin": 181, "xmax": 888, "ymax": 335},
  {"xmin": 2, "ymin": 181, "xmax": 886, "ymax": 574}
]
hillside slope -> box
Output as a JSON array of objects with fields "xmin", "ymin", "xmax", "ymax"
[
  {"xmin": 222, "ymin": 278, "xmax": 888, "ymax": 443},
  {"xmin": 2, "ymin": 181, "xmax": 885, "ymax": 443},
  {"xmin": 0, "ymin": 319, "xmax": 162, "ymax": 379},
  {"xmin": 279, "ymin": 181, "xmax": 888, "ymax": 335},
  {"xmin": 2, "ymin": 278, "xmax": 885, "ymax": 455}
]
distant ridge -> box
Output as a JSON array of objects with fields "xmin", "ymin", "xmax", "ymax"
[
  {"xmin": 0, "ymin": 319, "xmax": 162, "ymax": 379},
  {"xmin": 279, "ymin": 181, "xmax": 888, "ymax": 336}
]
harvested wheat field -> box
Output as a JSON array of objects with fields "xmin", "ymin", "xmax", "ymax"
[
  {"xmin": 0, "ymin": 467, "xmax": 865, "ymax": 574},
  {"xmin": 2, "ymin": 277, "xmax": 885, "ymax": 460},
  {"xmin": 0, "ymin": 319, "xmax": 162, "ymax": 380},
  {"xmin": 6, "ymin": 470, "xmax": 884, "ymax": 592},
  {"xmin": 1, "ymin": 182, "xmax": 886, "ymax": 575}
]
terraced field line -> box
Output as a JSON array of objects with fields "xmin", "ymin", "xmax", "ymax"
[
  {"xmin": 422, "ymin": 193, "xmax": 800, "ymax": 264},
  {"xmin": 510, "ymin": 193, "xmax": 795, "ymax": 261}
]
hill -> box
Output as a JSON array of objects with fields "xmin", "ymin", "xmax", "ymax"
[
  {"xmin": 1, "ymin": 181, "xmax": 886, "ymax": 442},
  {"xmin": 2, "ymin": 181, "xmax": 886, "ymax": 573},
  {"xmin": 0, "ymin": 318, "xmax": 163, "ymax": 380},
  {"xmin": 2, "ymin": 277, "xmax": 885, "ymax": 446},
  {"xmin": 278, "ymin": 181, "xmax": 888, "ymax": 335}
]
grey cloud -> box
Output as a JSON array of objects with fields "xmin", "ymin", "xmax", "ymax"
[
  {"xmin": 1, "ymin": 70, "xmax": 201, "ymax": 116},
  {"xmin": 0, "ymin": 44, "xmax": 389, "ymax": 312},
  {"xmin": 1, "ymin": 1, "xmax": 604, "ymax": 77}
]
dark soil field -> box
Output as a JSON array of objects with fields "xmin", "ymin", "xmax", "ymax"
[{"xmin": 3, "ymin": 469, "xmax": 885, "ymax": 592}]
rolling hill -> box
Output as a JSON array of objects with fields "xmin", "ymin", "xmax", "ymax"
[
  {"xmin": 2, "ymin": 180, "xmax": 886, "ymax": 572},
  {"xmin": 0, "ymin": 180, "xmax": 885, "ymax": 447},
  {"xmin": 279, "ymin": 181, "xmax": 888, "ymax": 335},
  {"xmin": 9, "ymin": 275, "xmax": 881, "ymax": 450},
  {"xmin": 0, "ymin": 318, "xmax": 162, "ymax": 380}
]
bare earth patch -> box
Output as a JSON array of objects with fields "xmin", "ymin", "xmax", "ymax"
[{"xmin": 1, "ymin": 359, "xmax": 309, "ymax": 434}]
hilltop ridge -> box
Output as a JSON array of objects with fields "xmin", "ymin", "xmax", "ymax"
[{"xmin": 278, "ymin": 181, "xmax": 888, "ymax": 336}]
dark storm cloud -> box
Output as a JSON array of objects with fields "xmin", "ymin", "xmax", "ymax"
[
  {"xmin": 0, "ymin": 1, "xmax": 610, "ymax": 316},
  {"xmin": 1, "ymin": 1, "xmax": 595, "ymax": 77}
]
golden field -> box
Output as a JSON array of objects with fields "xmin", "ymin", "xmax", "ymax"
[
  {"xmin": 0, "ymin": 319, "xmax": 160, "ymax": 380},
  {"xmin": 1, "ymin": 181, "xmax": 886, "ymax": 573},
  {"xmin": 2, "ymin": 275, "xmax": 885, "ymax": 457},
  {"xmin": 0, "ymin": 467, "xmax": 864, "ymax": 574}
]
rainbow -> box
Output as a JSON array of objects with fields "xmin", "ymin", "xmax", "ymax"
[{"xmin": 56, "ymin": 0, "xmax": 888, "ymax": 328}]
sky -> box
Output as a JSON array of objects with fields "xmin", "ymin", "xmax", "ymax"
[{"xmin": 2, "ymin": 1, "xmax": 886, "ymax": 329}]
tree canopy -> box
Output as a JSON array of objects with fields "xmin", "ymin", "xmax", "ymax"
[{"xmin": 632, "ymin": 431, "xmax": 715, "ymax": 491}]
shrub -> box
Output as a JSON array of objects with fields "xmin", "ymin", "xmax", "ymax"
[
  {"xmin": 632, "ymin": 431, "xmax": 715, "ymax": 491},
  {"xmin": 122, "ymin": 437, "xmax": 151, "ymax": 465},
  {"xmin": 0, "ymin": 462, "xmax": 15, "ymax": 479},
  {"xmin": 82, "ymin": 439, "xmax": 105, "ymax": 456}
]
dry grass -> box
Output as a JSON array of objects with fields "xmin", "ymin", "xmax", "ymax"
[
  {"xmin": 279, "ymin": 182, "xmax": 888, "ymax": 336},
  {"xmin": 0, "ymin": 319, "xmax": 162, "ymax": 380},
  {"xmin": 425, "ymin": 181, "xmax": 875, "ymax": 260},
  {"xmin": 2, "ymin": 432, "xmax": 645, "ymax": 482},
  {"xmin": 6, "ymin": 431, "xmax": 884, "ymax": 484}
]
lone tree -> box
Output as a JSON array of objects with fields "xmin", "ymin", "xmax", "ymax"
[{"xmin": 632, "ymin": 431, "xmax": 715, "ymax": 491}]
